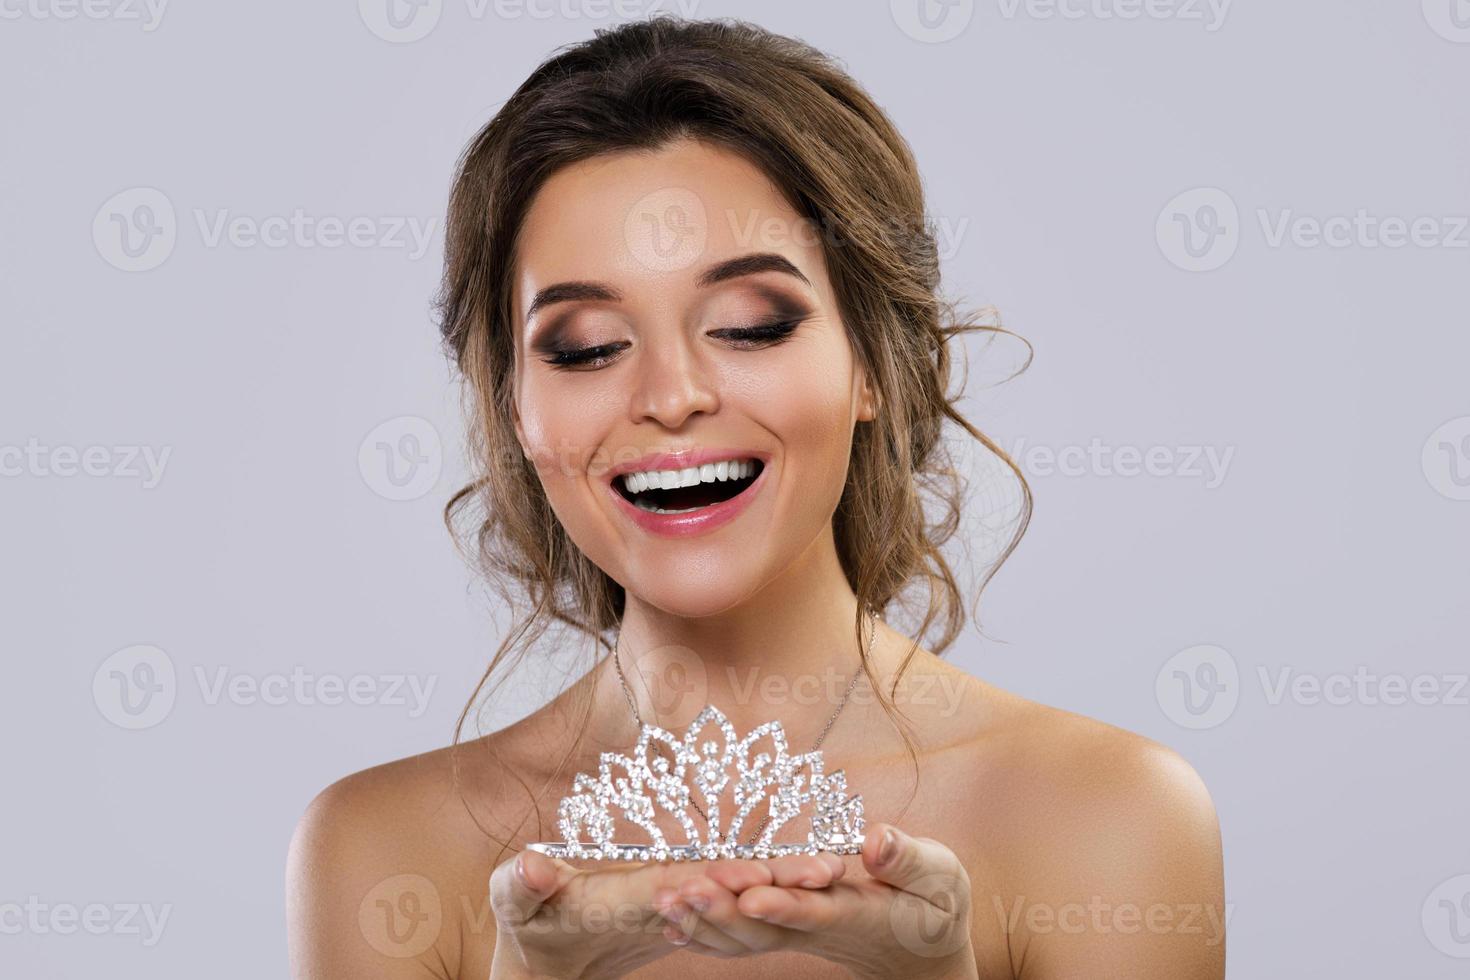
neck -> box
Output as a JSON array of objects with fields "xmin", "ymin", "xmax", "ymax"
[{"xmin": 603, "ymin": 525, "xmax": 890, "ymax": 744}]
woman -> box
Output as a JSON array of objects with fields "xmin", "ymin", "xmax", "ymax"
[{"xmin": 288, "ymin": 17, "xmax": 1225, "ymax": 979}]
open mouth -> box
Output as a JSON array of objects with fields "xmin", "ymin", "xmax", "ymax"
[{"xmin": 614, "ymin": 458, "xmax": 765, "ymax": 515}]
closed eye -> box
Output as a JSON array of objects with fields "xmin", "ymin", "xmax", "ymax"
[
  {"xmin": 541, "ymin": 341, "xmax": 630, "ymax": 369},
  {"xmin": 540, "ymin": 317, "xmax": 805, "ymax": 370},
  {"xmin": 709, "ymin": 317, "xmax": 804, "ymax": 348}
]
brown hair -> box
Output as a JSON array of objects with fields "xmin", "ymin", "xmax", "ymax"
[{"xmin": 435, "ymin": 16, "xmax": 1031, "ymax": 847}]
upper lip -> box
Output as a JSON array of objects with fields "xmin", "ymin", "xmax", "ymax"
[{"xmin": 606, "ymin": 448, "xmax": 770, "ymax": 480}]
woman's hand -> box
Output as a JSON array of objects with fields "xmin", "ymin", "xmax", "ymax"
[
  {"xmin": 654, "ymin": 824, "xmax": 978, "ymax": 980},
  {"xmin": 487, "ymin": 846, "xmax": 847, "ymax": 980}
]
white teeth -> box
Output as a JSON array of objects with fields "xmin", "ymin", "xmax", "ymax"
[{"xmin": 620, "ymin": 457, "xmax": 759, "ymax": 495}]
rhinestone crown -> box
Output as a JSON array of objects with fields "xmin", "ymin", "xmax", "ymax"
[{"xmin": 526, "ymin": 705, "xmax": 865, "ymax": 861}]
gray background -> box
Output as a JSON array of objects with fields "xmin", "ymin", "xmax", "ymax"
[{"xmin": 3, "ymin": 0, "xmax": 1468, "ymax": 976}]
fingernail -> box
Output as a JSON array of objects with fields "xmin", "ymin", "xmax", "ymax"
[
  {"xmin": 800, "ymin": 878, "xmax": 820, "ymax": 888},
  {"xmin": 745, "ymin": 909, "xmax": 766, "ymax": 920},
  {"xmin": 687, "ymin": 894, "xmax": 710, "ymax": 912},
  {"xmin": 878, "ymin": 828, "xmax": 899, "ymax": 865},
  {"xmin": 514, "ymin": 854, "xmax": 529, "ymax": 887}
]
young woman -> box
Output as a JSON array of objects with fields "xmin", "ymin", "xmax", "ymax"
[{"xmin": 288, "ymin": 17, "xmax": 1225, "ymax": 979}]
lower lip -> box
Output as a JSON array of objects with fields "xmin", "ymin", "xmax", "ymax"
[{"xmin": 607, "ymin": 463, "xmax": 769, "ymax": 538}]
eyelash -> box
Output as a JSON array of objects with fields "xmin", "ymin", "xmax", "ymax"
[{"xmin": 542, "ymin": 319, "xmax": 802, "ymax": 370}]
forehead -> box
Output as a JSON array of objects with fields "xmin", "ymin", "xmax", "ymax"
[{"xmin": 512, "ymin": 139, "xmax": 824, "ymax": 318}]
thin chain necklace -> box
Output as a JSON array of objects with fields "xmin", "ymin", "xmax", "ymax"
[{"xmin": 611, "ymin": 610, "xmax": 876, "ymax": 845}]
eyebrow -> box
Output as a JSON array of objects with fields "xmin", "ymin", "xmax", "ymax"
[{"xmin": 524, "ymin": 252, "xmax": 812, "ymax": 322}]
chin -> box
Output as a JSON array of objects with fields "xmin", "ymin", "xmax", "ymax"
[{"xmin": 620, "ymin": 555, "xmax": 768, "ymax": 621}]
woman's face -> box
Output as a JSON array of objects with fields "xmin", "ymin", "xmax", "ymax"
[{"xmin": 511, "ymin": 138, "xmax": 875, "ymax": 618}]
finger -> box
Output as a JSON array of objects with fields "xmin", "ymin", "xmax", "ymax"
[
  {"xmin": 656, "ymin": 920, "xmax": 737, "ymax": 958},
  {"xmin": 734, "ymin": 881, "xmax": 859, "ymax": 933},
  {"xmin": 676, "ymin": 874, "xmax": 790, "ymax": 953},
  {"xmin": 701, "ymin": 852, "xmax": 843, "ymax": 893},
  {"xmin": 862, "ymin": 824, "xmax": 970, "ymax": 913},
  {"xmin": 698, "ymin": 858, "xmax": 774, "ymax": 894},
  {"xmin": 648, "ymin": 888, "xmax": 701, "ymax": 951},
  {"xmin": 655, "ymin": 894, "xmax": 747, "ymax": 956},
  {"xmin": 765, "ymin": 852, "xmax": 847, "ymax": 888},
  {"xmin": 490, "ymin": 850, "xmax": 580, "ymax": 924},
  {"xmin": 574, "ymin": 856, "xmax": 706, "ymax": 914}
]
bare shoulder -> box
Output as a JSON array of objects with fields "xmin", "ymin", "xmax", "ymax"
[
  {"xmin": 948, "ymin": 680, "xmax": 1227, "ymax": 978},
  {"xmin": 285, "ymin": 717, "xmax": 555, "ymax": 979},
  {"xmin": 890, "ymin": 652, "xmax": 1217, "ymax": 843},
  {"xmin": 979, "ymin": 685, "xmax": 1219, "ymax": 830}
]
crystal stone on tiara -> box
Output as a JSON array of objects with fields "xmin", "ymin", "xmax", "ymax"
[{"xmin": 526, "ymin": 705, "xmax": 865, "ymax": 861}]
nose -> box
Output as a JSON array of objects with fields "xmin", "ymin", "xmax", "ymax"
[{"xmin": 629, "ymin": 331, "xmax": 720, "ymax": 429}]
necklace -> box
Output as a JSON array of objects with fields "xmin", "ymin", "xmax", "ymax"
[{"xmin": 611, "ymin": 609, "xmax": 876, "ymax": 846}]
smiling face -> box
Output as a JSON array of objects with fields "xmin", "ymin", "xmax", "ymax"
[{"xmin": 510, "ymin": 138, "xmax": 876, "ymax": 619}]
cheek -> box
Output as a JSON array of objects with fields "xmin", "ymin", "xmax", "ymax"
[
  {"xmin": 515, "ymin": 376, "xmax": 631, "ymax": 583},
  {"xmin": 517, "ymin": 376, "xmax": 616, "ymax": 492},
  {"xmin": 743, "ymin": 348, "xmax": 857, "ymax": 485}
]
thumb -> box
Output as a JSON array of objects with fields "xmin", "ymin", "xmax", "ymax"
[
  {"xmin": 491, "ymin": 848, "xmax": 579, "ymax": 925},
  {"xmin": 862, "ymin": 824, "xmax": 971, "ymax": 914},
  {"xmin": 519, "ymin": 848, "xmax": 579, "ymax": 896}
]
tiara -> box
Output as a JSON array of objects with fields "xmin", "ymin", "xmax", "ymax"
[{"xmin": 526, "ymin": 705, "xmax": 866, "ymax": 861}]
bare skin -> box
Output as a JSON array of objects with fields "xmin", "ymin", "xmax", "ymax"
[
  {"xmin": 286, "ymin": 139, "xmax": 1226, "ymax": 979},
  {"xmin": 287, "ymin": 639, "xmax": 1224, "ymax": 978}
]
